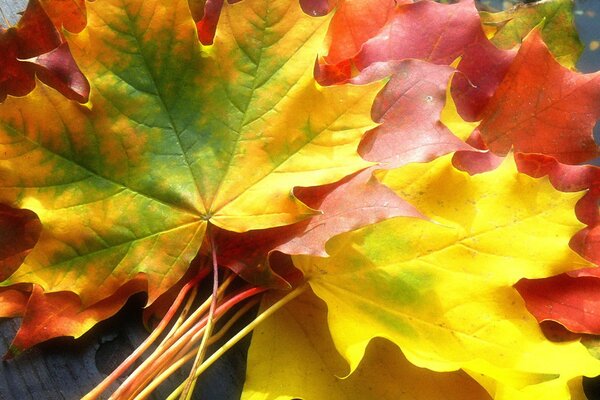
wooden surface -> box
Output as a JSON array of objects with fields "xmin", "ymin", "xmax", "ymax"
[
  {"xmin": 0, "ymin": 293, "xmax": 252, "ymax": 400},
  {"xmin": 0, "ymin": 0, "xmax": 25, "ymax": 27}
]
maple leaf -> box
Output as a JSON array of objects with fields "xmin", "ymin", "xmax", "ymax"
[
  {"xmin": 2, "ymin": 0, "xmax": 600, "ymax": 398},
  {"xmin": 480, "ymin": 0, "xmax": 583, "ymax": 69},
  {"xmin": 453, "ymin": 93, "xmax": 600, "ymax": 337},
  {"xmin": 205, "ymin": 168, "xmax": 420, "ymax": 287},
  {"xmin": 477, "ymin": 28, "xmax": 600, "ymax": 164},
  {"xmin": 243, "ymin": 290, "xmax": 491, "ymax": 400},
  {"xmin": 0, "ymin": 0, "xmax": 88, "ymax": 102},
  {"xmin": 298, "ymin": 0, "xmax": 336, "ymax": 17},
  {"xmin": 515, "ymin": 269, "xmax": 600, "ymax": 335},
  {"xmin": 0, "ymin": 0, "xmax": 380, "ymax": 348},
  {"xmin": 0, "ymin": 288, "xmax": 29, "ymax": 319},
  {"xmin": 303, "ymin": 0, "xmax": 384, "ymax": 84},
  {"xmin": 322, "ymin": 0, "xmax": 516, "ymax": 120},
  {"xmin": 288, "ymin": 153, "xmax": 599, "ymax": 398},
  {"xmin": 6, "ymin": 279, "xmax": 146, "ymax": 358},
  {"xmin": 0, "ymin": 0, "xmax": 59, "ymax": 99},
  {"xmin": 354, "ymin": 59, "xmax": 473, "ymax": 168},
  {"xmin": 0, "ymin": 204, "xmax": 41, "ymax": 281},
  {"xmin": 320, "ymin": 0, "xmax": 398, "ymax": 66},
  {"xmin": 205, "ymin": 57, "xmax": 479, "ymax": 285},
  {"xmin": 37, "ymin": 0, "xmax": 87, "ymax": 33},
  {"xmin": 312, "ymin": 0, "xmax": 408, "ymax": 86},
  {"xmin": 504, "ymin": 154, "xmax": 600, "ymax": 336},
  {"xmin": 514, "ymin": 153, "xmax": 599, "ymax": 228},
  {"xmin": 0, "ymin": 203, "xmax": 37, "ymax": 321},
  {"xmin": 191, "ymin": 0, "xmax": 335, "ymax": 47},
  {"xmin": 515, "ymin": 156, "xmax": 600, "ymax": 298},
  {"xmin": 192, "ymin": 0, "xmax": 226, "ymax": 45}
]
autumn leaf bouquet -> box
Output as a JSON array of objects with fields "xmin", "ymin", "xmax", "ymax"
[{"xmin": 1, "ymin": 0, "xmax": 600, "ymax": 398}]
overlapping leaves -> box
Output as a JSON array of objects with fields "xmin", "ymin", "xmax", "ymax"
[
  {"xmin": 0, "ymin": 0, "xmax": 88, "ymax": 102},
  {"xmin": 285, "ymin": 154, "xmax": 598, "ymax": 399},
  {"xmin": 0, "ymin": 0, "xmax": 381, "ymax": 343},
  {"xmin": 1, "ymin": 0, "xmax": 600, "ymax": 399}
]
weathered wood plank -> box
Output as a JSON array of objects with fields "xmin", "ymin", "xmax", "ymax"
[
  {"xmin": 0, "ymin": 0, "xmax": 26, "ymax": 27},
  {"xmin": 1, "ymin": 294, "xmax": 250, "ymax": 399}
]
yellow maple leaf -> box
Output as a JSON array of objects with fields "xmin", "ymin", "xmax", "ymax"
[
  {"xmin": 289, "ymin": 154, "xmax": 599, "ymax": 398},
  {"xmin": 243, "ymin": 289, "xmax": 491, "ymax": 400}
]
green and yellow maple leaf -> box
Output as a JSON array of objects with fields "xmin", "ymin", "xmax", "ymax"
[
  {"xmin": 481, "ymin": 0, "xmax": 583, "ymax": 69},
  {"xmin": 0, "ymin": 0, "xmax": 381, "ymax": 311},
  {"xmin": 285, "ymin": 154, "xmax": 600, "ymax": 399}
]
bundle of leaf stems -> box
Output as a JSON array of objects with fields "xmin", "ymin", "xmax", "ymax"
[{"xmin": 82, "ymin": 237, "xmax": 306, "ymax": 400}]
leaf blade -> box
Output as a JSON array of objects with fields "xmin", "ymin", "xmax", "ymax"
[
  {"xmin": 242, "ymin": 289, "xmax": 491, "ymax": 400},
  {"xmin": 293, "ymin": 154, "xmax": 599, "ymax": 396}
]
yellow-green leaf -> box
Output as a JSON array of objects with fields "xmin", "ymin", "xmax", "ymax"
[
  {"xmin": 377, "ymin": 153, "xmax": 589, "ymax": 281},
  {"xmin": 0, "ymin": 0, "xmax": 380, "ymax": 307},
  {"xmin": 292, "ymin": 154, "xmax": 599, "ymax": 398},
  {"xmin": 481, "ymin": 0, "xmax": 583, "ymax": 68}
]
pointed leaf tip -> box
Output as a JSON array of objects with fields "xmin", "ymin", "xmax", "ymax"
[{"xmin": 478, "ymin": 28, "xmax": 600, "ymax": 164}]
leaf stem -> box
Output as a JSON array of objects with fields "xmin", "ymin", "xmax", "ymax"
[
  {"xmin": 162, "ymin": 272, "xmax": 235, "ymax": 349},
  {"xmin": 114, "ymin": 283, "xmax": 264, "ymax": 399},
  {"xmin": 179, "ymin": 236, "xmax": 220, "ymax": 400},
  {"xmin": 131, "ymin": 298, "xmax": 259, "ymax": 400},
  {"xmin": 112, "ymin": 296, "xmax": 212, "ymax": 399},
  {"xmin": 82, "ymin": 267, "xmax": 210, "ymax": 400},
  {"xmin": 166, "ymin": 284, "xmax": 308, "ymax": 400},
  {"xmin": 166, "ymin": 280, "xmax": 201, "ymax": 341},
  {"xmin": 206, "ymin": 298, "xmax": 260, "ymax": 347}
]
